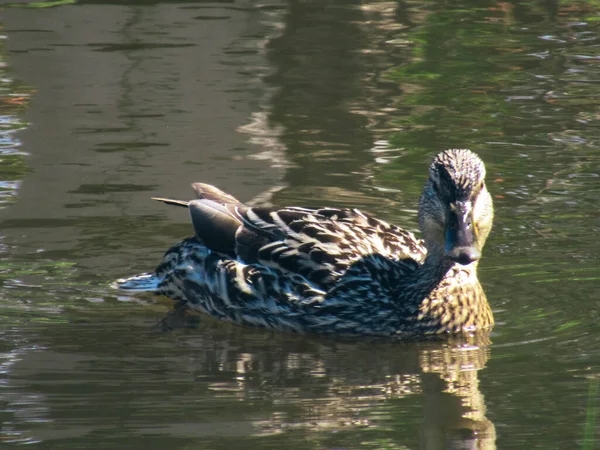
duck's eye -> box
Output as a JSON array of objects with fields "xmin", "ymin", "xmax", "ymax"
[{"xmin": 448, "ymin": 215, "xmax": 458, "ymax": 230}]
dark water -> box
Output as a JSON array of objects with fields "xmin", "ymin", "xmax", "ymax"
[{"xmin": 1, "ymin": 1, "xmax": 599, "ymax": 449}]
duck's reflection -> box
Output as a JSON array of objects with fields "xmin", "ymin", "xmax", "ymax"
[
  {"xmin": 419, "ymin": 342, "xmax": 495, "ymax": 450},
  {"xmin": 160, "ymin": 309, "xmax": 495, "ymax": 449}
]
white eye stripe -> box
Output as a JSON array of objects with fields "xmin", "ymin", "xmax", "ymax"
[
  {"xmin": 458, "ymin": 201, "xmax": 473, "ymax": 214},
  {"xmin": 450, "ymin": 201, "xmax": 473, "ymax": 216}
]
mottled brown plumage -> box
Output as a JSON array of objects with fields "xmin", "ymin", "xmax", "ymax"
[{"xmin": 116, "ymin": 149, "xmax": 494, "ymax": 338}]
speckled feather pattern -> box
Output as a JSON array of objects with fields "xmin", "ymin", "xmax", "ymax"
[
  {"xmin": 117, "ymin": 149, "xmax": 494, "ymax": 337},
  {"xmin": 429, "ymin": 149, "xmax": 486, "ymax": 201}
]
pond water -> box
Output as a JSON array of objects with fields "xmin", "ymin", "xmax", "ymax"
[{"xmin": 1, "ymin": 1, "xmax": 599, "ymax": 449}]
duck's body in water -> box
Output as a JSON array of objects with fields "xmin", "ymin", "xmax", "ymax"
[{"xmin": 116, "ymin": 149, "xmax": 494, "ymax": 338}]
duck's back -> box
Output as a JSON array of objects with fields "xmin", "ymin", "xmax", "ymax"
[
  {"xmin": 117, "ymin": 184, "xmax": 429, "ymax": 334},
  {"xmin": 228, "ymin": 205, "xmax": 427, "ymax": 290}
]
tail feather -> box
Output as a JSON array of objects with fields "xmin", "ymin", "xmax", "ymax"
[
  {"xmin": 114, "ymin": 273, "xmax": 162, "ymax": 292},
  {"xmin": 191, "ymin": 183, "xmax": 240, "ymax": 204},
  {"xmin": 151, "ymin": 183, "xmax": 240, "ymax": 209},
  {"xmin": 151, "ymin": 197, "xmax": 190, "ymax": 208}
]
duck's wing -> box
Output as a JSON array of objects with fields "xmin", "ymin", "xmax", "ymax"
[
  {"xmin": 191, "ymin": 182, "xmax": 241, "ymax": 204},
  {"xmin": 153, "ymin": 183, "xmax": 243, "ymax": 255},
  {"xmin": 233, "ymin": 206, "xmax": 426, "ymax": 286},
  {"xmin": 154, "ymin": 184, "xmax": 427, "ymax": 290}
]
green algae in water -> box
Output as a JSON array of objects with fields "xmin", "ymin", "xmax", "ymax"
[{"xmin": 3, "ymin": 0, "xmax": 77, "ymax": 8}]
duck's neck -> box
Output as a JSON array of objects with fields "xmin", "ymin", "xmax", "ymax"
[
  {"xmin": 420, "ymin": 248, "xmax": 462, "ymax": 288},
  {"xmin": 406, "ymin": 247, "xmax": 492, "ymax": 333}
]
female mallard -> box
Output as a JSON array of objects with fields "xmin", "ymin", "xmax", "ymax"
[{"xmin": 117, "ymin": 149, "xmax": 494, "ymax": 337}]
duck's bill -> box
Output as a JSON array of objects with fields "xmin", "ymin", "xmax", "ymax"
[{"xmin": 444, "ymin": 202, "xmax": 481, "ymax": 265}]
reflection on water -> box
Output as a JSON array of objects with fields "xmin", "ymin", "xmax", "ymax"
[
  {"xmin": 3, "ymin": 314, "xmax": 495, "ymax": 449},
  {"xmin": 0, "ymin": 38, "xmax": 30, "ymax": 208},
  {"xmin": 0, "ymin": 1, "xmax": 599, "ymax": 449}
]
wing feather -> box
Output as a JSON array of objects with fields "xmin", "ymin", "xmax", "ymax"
[
  {"xmin": 232, "ymin": 206, "xmax": 426, "ymax": 290},
  {"xmin": 153, "ymin": 184, "xmax": 427, "ymax": 292}
]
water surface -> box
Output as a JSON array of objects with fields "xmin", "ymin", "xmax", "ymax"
[{"xmin": 1, "ymin": 1, "xmax": 599, "ymax": 449}]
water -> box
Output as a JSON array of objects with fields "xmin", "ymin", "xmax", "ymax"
[{"xmin": 1, "ymin": 1, "xmax": 599, "ymax": 449}]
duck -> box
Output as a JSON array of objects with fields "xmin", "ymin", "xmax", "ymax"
[{"xmin": 116, "ymin": 149, "xmax": 494, "ymax": 338}]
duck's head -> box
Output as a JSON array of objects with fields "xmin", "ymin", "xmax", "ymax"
[{"xmin": 418, "ymin": 149, "xmax": 494, "ymax": 265}]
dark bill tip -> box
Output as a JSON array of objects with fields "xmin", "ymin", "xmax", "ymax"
[{"xmin": 446, "ymin": 246, "xmax": 481, "ymax": 265}]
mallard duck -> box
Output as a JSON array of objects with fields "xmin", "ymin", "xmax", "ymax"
[{"xmin": 116, "ymin": 149, "xmax": 494, "ymax": 337}]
